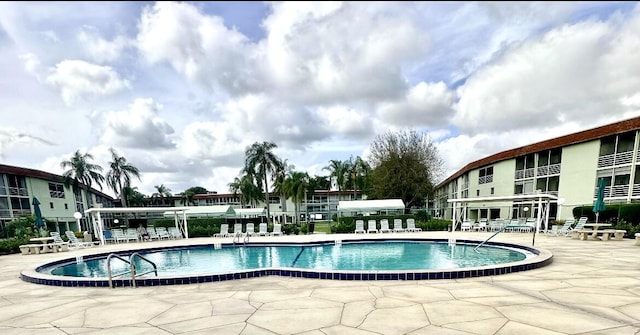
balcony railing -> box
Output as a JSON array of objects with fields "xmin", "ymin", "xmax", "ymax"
[
  {"xmin": 598, "ymin": 151, "xmax": 633, "ymax": 168},
  {"xmin": 514, "ymin": 168, "xmax": 535, "ymax": 180},
  {"xmin": 537, "ymin": 163, "xmax": 561, "ymax": 177},
  {"xmin": 8, "ymin": 187, "xmax": 28, "ymax": 196},
  {"xmin": 49, "ymin": 190, "xmax": 65, "ymax": 198},
  {"xmin": 596, "ymin": 185, "xmax": 628, "ymax": 198}
]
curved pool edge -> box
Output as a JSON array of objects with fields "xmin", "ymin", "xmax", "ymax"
[{"xmin": 21, "ymin": 238, "xmax": 553, "ymax": 287}]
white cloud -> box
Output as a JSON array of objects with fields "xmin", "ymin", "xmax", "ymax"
[
  {"xmin": 377, "ymin": 81, "xmax": 455, "ymax": 127},
  {"xmin": 454, "ymin": 11, "xmax": 640, "ymax": 134},
  {"xmin": 179, "ymin": 121, "xmax": 245, "ymax": 167},
  {"xmin": 316, "ymin": 105, "xmax": 373, "ymax": 138},
  {"xmin": 46, "ymin": 60, "xmax": 130, "ymax": 105},
  {"xmin": 77, "ymin": 26, "xmax": 132, "ymax": 63},
  {"xmin": 18, "ymin": 52, "xmax": 40, "ymax": 77},
  {"xmin": 100, "ymin": 98, "xmax": 176, "ymax": 149}
]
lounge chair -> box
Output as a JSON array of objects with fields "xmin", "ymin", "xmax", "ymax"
[
  {"xmin": 555, "ymin": 218, "xmax": 575, "ymax": 236},
  {"xmin": 49, "ymin": 232, "xmax": 70, "ymax": 252},
  {"xmin": 406, "ymin": 218, "xmax": 421, "ymax": 232},
  {"xmin": 125, "ymin": 228, "xmax": 140, "ymax": 242},
  {"xmin": 461, "ymin": 219, "xmax": 473, "ymax": 232},
  {"xmin": 233, "ymin": 223, "xmax": 243, "ymax": 237},
  {"xmin": 214, "ymin": 223, "xmax": 230, "ymax": 237},
  {"xmin": 168, "ymin": 227, "xmax": 183, "ymax": 239},
  {"xmin": 102, "ymin": 230, "xmax": 116, "ymax": 244},
  {"xmin": 354, "ymin": 220, "xmax": 366, "ymax": 234},
  {"xmin": 379, "ymin": 219, "xmax": 392, "ymax": 233},
  {"xmin": 257, "ymin": 223, "xmax": 269, "ymax": 236},
  {"xmin": 246, "ymin": 223, "xmax": 255, "ymax": 236},
  {"xmin": 475, "ymin": 218, "xmax": 488, "ymax": 231},
  {"xmin": 155, "ymin": 227, "xmax": 171, "ymax": 240},
  {"xmin": 65, "ymin": 231, "xmax": 96, "ymax": 248},
  {"xmin": 111, "ymin": 228, "xmax": 128, "ymax": 243},
  {"xmin": 392, "ymin": 219, "xmax": 405, "ymax": 233},
  {"xmin": 271, "ymin": 224, "xmax": 282, "ymax": 236},
  {"xmin": 367, "ymin": 220, "xmax": 378, "ymax": 234},
  {"xmin": 505, "ymin": 219, "xmax": 520, "ymax": 233}
]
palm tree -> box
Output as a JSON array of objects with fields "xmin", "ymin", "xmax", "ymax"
[
  {"xmin": 60, "ymin": 150, "xmax": 105, "ymax": 212},
  {"xmin": 123, "ymin": 186, "xmax": 146, "ymax": 207},
  {"xmin": 282, "ymin": 171, "xmax": 309, "ymax": 224},
  {"xmin": 180, "ymin": 190, "xmax": 196, "ymax": 206},
  {"xmin": 228, "ymin": 174, "xmax": 264, "ymax": 207},
  {"xmin": 348, "ymin": 155, "xmax": 371, "ymax": 198},
  {"xmin": 152, "ymin": 184, "xmax": 172, "ymax": 206},
  {"xmin": 273, "ymin": 159, "xmax": 294, "ymax": 212},
  {"xmin": 106, "ymin": 148, "xmax": 141, "ymax": 208},
  {"xmin": 323, "ymin": 159, "xmax": 349, "ymax": 200},
  {"xmin": 244, "ymin": 141, "xmax": 283, "ymax": 224}
]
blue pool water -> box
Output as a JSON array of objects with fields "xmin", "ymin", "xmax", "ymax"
[{"xmin": 47, "ymin": 241, "xmax": 530, "ymax": 278}]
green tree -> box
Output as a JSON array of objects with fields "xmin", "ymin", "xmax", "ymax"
[
  {"xmin": 309, "ymin": 175, "xmax": 331, "ymax": 191},
  {"xmin": 228, "ymin": 174, "xmax": 264, "ymax": 207},
  {"xmin": 368, "ymin": 129, "xmax": 444, "ymax": 209},
  {"xmin": 179, "ymin": 190, "xmax": 196, "ymax": 206},
  {"xmin": 244, "ymin": 141, "xmax": 283, "ymax": 224},
  {"xmin": 282, "ymin": 171, "xmax": 309, "ymax": 224},
  {"xmin": 123, "ymin": 186, "xmax": 146, "ymax": 207},
  {"xmin": 106, "ymin": 148, "xmax": 141, "ymax": 208},
  {"xmin": 152, "ymin": 184, "xmax": 172, "ymax": 206},
  {"xmin": 273, "ymin": 159, "xmax": 294, "ymax": 212},
  {"xmin": 184, "ymin": 186, "xmax": 208, "ymax": 195},
  {"xmin": 323, "ymin": 159, "xmax": 350, "ymax": 200},
  {"xmin": 346, "ymin": 155, "xmax": 371, "ymax": 198},
  {"xmin": 60, "ymin": 149, "xmax": 105, "ymax": 210}
]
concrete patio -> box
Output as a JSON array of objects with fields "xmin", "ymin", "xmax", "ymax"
[{"xmin": 1, "ymin": 231, "xmax": 639, "ymax": 334}]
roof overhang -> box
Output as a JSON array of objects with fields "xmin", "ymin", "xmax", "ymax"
[
  {"xmin": 337, "ymin": 199, "xmax": 405, "ymax": 212},
  {"xmin": 447, "ymin": 193, "xmax": 561, "ymax": 204}
]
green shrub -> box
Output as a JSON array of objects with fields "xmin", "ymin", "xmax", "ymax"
[
  {"xmin": 0, "ymin": 237, "xmax": 30, "ymax": 255},
  {"xmin": 282, "ymin": 224, "xmax": 300, "ymax": 235}
]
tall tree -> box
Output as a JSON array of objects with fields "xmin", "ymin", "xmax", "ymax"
[
  {"xmin": 152, "ymin": 184, "xmax": 172, "ymax": 206},
  {"xmin": 179, "ymin": 190, "xmax": 196, "ymax": 206},
  {"xmin": 282, "ymin": 171, "xmax": 309, "ymax": 224},
  {"xmin": 123, "ymin": 186, "xmax": 146, "ymax": 207},
  {"xmin": 273, "ymin": 159, "xmax": 293, "ymax": 212},
  {"xmin": 368, "ymin": 129, "xmax": 444, "ymax": 208},
  {"xmin": 60, "ymin": 150, "xmax": 105, "ymax": 211},
  {"xmin": 323, "ymin": 159, "xmax": 349, "ymax": 200},
  {"xmin": 228, "ymin": 174, "xmax": 264, "ymax": 207},
  {"xmin": 184, "ymin": 186, "xmax": 208, "ymax": 195},
  {"xmin": 244, "ymin": 141, "xmax": 283, "ymax": 224},
  {"xmin": 106, "ymin": 148, "xmax": 141, "ymax": 208},
  {"xmin": 347, "ymin": 155, "xmax": 372, "ymax": 198}
]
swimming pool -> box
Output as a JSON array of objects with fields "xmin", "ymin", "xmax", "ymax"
[{"xmin": 22, "ymin": 237, "xmax": 552, "ymax": 287}]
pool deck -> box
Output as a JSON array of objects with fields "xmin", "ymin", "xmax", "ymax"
[{"xmin": 1, "ymin": 231, "xmax": 639, "ymax": 334}]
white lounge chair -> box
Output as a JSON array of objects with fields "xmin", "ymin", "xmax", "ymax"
[
  {"xmin": 246, "ymin": 223, "xmax": 255, "ymax": 236},
  {"xmin": 392, "ymin": 218, "xmax": 405, "ymax": 232},
  {"xmin": 155, "ymin": 227, "xmax": 171, "ymax": 240},
  {"xmin": 214, "ymin": 223, "xmax": 230, "ymax": 237},
  {"xmin": 257, "ymin": 223, "xmax": 269, "ymax": 236},
  {"xmin": 379, "ymin": 219, "xmax": 392, "ymax": 233},
  {"xmin": 49, "ymin": 232, "xmax": 70, "ymax": 251},
  {"xmin": 461, "ymin": 219, "xmax": 473, "ymax": 232},
  {"xmin": 233, "ymin": 223, "xmax": 243, "ymax": 237},
  {"xmin": 271, "ymin": 224, "xmax": 282, "ymax": 236},
  {"xmin": 555, "ymin": 218, "xmax": 575, "ymax": 236},
  {"xmin": 406, "ymin": 218, "xmax": 421, "ymax": 232},
  {"xmin": 168, "ymin": 227, "xmax": 183, "ymax": 239},
  {"xmin": 125, "ymin": 228, "xmax": 140, "ymax": 242},
  {"xmin": 354, "ymin": 220, "xmax": 366, "ymax": 234},
  {"xmin": 367, "ymin": 220, "xmax": 378, "ymax": 234},
  {"xmin": 475, "ymin": 218, "xmax": 488, "ymax": 231},
  {"xmin": 65, "ymin": 231, "xmax": 96, "ymax": 248},
  {"xmin": 111, "ymin": 229, "xmax": 128, "ymax": 243}
]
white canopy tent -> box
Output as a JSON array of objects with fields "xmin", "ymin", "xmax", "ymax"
[
  {"xmin": 85, "ymin": 207, "xmax": 190, "ymax": 245},
  {"xmin": 337, "ymin": 199, "xmax": 405, "ymax": 215},
  {"xmin": 447, "ymin": 193, "xmax": 563, "ymax": 236}
]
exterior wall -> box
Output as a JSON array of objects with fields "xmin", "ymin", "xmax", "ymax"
[{"xmin": 556, "ymin": 140, "xmax": 600, "ymax": 219}]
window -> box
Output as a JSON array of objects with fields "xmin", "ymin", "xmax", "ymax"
[
  {"xmin": 50, "ymin": 202, "xmax": 54, "ymax": 209},
  {"xmin": 600, "ymin": 136, "xmax": 616, "ymax": 156},
  {"xmin": 550, "ymin": 148, "xmax": 561, "ymax": 164},
  {"xmin": 48, "ymin": 183, "xmax": 65, "ymax": 198},
  {"xmin": 478, "ymin": 166, "xmax": 494, "ymax": 184},
  {"xmin": 476, "ymin": 190, "xmax": 480, "ymax": 196},
  {"xmin": 618, "ymin": 132, "xmax": 635, "ymax": 152},
  {"xmin": 64, "ymin": 203, "xmax": 68, "ymax": 210},
  {"xmin": 538, "ymin": 151, "xmax": 549, "ymax": 167},
  {"xmin": 614, "ymin": 174, "xmax": 630, "ymax": 185},
  {"xmin": 490, "ymin": 187, "xmax": 494, "ymax": 195}
]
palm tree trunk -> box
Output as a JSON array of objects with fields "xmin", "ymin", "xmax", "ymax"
[{"xmin": 264, "ymin": 172, "xmax": 271, "ymax": 225}]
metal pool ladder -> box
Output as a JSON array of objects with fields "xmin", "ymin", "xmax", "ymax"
[
  {"xmin": 232, "ymin": 232, "xmax": 249, "ymax": 246},
  {"xmin": 474, "ymin": 226, "xmax": 507, "ymax": 252},
  {"xmin": 107, "ymin": 252, "xmax": 158, "ymax": 288}
]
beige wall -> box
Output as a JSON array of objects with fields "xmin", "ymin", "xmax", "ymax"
[{"xmin": 556, "ymin": 140, "xmax": 600, "ymax": 219}]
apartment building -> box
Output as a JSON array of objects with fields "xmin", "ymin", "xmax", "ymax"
[{"xmin": 433, "ymin": 117, "xmax": 640, "ymax": 222}]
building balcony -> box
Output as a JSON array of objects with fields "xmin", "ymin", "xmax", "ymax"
[
  {"xmin": 514, "ymin": 168, "xmax": 535, "ymax": 180},
  {"xmin": 478, "ymin": 175, "xmax": 493, "ymax": 184},
  {"xmin": 596, "ymin": 184, "xmax": 629, "ymax": 198},
  {"xmin": 598, "ymin": 151, "xmax": 633, "ymax": 168},
  {"xmin": 537, "ymin": 163, "xmax": 561, "ymax": 177}
]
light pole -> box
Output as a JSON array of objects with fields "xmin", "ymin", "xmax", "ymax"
[
  {"xmin": 114, "ymin": 219, "xmax": 119, "ymax": 228},
  {"xmin": 73, "ymin": 212, "xmax": 82, "ymax": 232}
]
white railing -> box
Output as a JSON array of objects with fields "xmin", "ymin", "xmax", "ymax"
[
  {"xmin": 8, "ymin": 187, "xmax": 28, "ymax": 196},
  {"xmin": 548, "ymin": 163, "xmax": 561, "ymax": 175},
  {"xmin": 599, "ymin": 151, "xmax": 633, "ymax": 168},
  {"xmin": 537, "ymin": 166, "xmax": 548, "ymax": 176},
  {"xmin": 49, "ymin": 190, "xmax": 65, "ymax": 198},
  {"xmin": 0, "ymin": 210, "xmax": 10, "ymax": 217},
  {"xmin": 596, "ymin": 185, "xmax": 628, "ymax": 198},
  {"xmin": 12, "ymin": 209, "xmax": 30, "ymax": 216},
  {"xmin": 514, "ymin": 168, "xmax": 534, "ymax": 179},
  {"xmin": 632, "ymin": 184, "xmax": 640, "ymax": 197}
]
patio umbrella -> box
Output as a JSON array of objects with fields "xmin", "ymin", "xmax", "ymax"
[
  {"xmin": 32, "ymin": 197, "xmax": 45, "ymax": 235},
  {"xmin": 593, "ymin": 178, "xmax": 606, "ymax": 224}
]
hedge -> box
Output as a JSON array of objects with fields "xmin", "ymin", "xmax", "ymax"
[{"xmin": 330, "ymin": 215, "xmax": 449, "ymax": 233}]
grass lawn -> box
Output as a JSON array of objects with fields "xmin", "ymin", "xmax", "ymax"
[{"xmin": 310, "ymin": 221, "xmax": 332, "ymax": 233}]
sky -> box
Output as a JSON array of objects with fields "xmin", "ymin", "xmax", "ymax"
[{"xmin": 1, "ymin": 1, "xmax": 640, "ymax": 198}]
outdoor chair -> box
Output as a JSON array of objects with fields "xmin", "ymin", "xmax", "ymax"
[
  {"xmin": 257, "ymin": 223, "xmax": 269, "ymax": 236},
  {"xmin": 354, "ymin": 220, "xmax": 366, "ymax": 234},
  {"xmin": 214, "ymin": 223, "xmax": 230, "ymax": 237},
  {"xmin": 392, "ymin": 218, "xmax": 405, "ymax": 232},
  {"xmin": 406, "ymin": 218, "xmax": 421, "ymax": 232},
  {"xmin": 233, "ymin": 223, "xmax": 243, "ymax": 237},
  {"xmin": 367, "ymin": 220, "xmax": 378, "ymax": 233},
  {"xmin": 271, "ymin": 224, "xmax": 282, "ymax": 236},
  {"xmin": 379, "ymin": 219, "xmax": 392, "ymax": 233},
  {"xmin": 65, "ymin": 231, "xmax": 96, "ymax": 248},
  {"xmin": 246, "ymin": 223, "xmax": 255, "ymax": 236}
]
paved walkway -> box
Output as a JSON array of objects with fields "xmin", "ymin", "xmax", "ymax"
[{"xmin": 1, "ymin": 231, "xmax": 639, "ymax": 334}]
